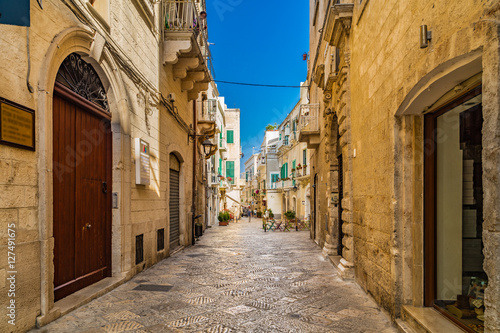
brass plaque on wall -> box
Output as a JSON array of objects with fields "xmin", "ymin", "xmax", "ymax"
[{"xmin": 0, "ymin": 98, "xmax": 35, "ymax": 150}]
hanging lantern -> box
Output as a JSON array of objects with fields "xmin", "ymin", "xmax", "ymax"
[{"xmin": 302, "ymin": 53, "xmax": 308, "ymax": 61}]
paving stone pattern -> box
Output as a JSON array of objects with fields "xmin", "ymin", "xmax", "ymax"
[{"xmin": 32, "ymin": 218, "xmax": 397, "ymax": 333}]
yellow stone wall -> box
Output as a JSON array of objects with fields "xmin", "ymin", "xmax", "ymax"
[
  {"xmin": 349, "ymin": 0, "xmax": 500, "ymax": 325},
  {"xmin": 0, "ymin": 1, "xmax": 200, "ymax": 331}
]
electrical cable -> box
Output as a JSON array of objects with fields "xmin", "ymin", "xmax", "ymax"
[
  {"xmin": 214, "ymin": 80, "xmax": 307, "ymax": 88},
  {"xmin": 26, "ymin": 27, "xmax": 34, "ymax": 93}
]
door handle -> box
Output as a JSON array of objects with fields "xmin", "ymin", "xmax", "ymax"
[
  {"xmin": 83, "ymin": 223, "xmax": 92, "ymax": 231},
  {"xmin": 102, "ymin": 181, "xmax": 107, "ymax": 194}
]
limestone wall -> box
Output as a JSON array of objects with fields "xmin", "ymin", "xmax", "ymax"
[
  {"xmin": 349, "ymin": 0, "xmax": 500, "ymax": 326},
  {"xmin": 0, "ymin": 0, "xmax": 199, "ymax": 331}
]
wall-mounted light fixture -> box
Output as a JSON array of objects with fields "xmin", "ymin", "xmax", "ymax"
[{"xmin": 420, "ymin": 25, "xmax": 432, "ymax": 49}]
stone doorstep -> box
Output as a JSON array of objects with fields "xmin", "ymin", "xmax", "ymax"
[
  {"xmin": 328, "ymin": 255, "xmax": 355, "ymax": 280},
  {"xmin": 401, "ymin": 306, "xmax": 467, "ymax": 333},
  {"xmin": 36, "ymin": 276, "xmax": 126, "ymax": 328}
]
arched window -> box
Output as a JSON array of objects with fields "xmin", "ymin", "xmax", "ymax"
[{"xmin": 56, "ymin": 53, "xmax": 109, "ymax": 112}]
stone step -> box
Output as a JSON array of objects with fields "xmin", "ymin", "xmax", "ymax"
[{"xmin": 401, "ymin": 306, "xmax": 466, "ymax": 333}]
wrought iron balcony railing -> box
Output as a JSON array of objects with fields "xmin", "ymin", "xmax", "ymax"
[
  {"xmin": 163, "ymin": 0, "xmax": 214, "ymax": 76},
  {"xmin": 298, "ymin": 104, "xmax": 320, "ymax": 133}
]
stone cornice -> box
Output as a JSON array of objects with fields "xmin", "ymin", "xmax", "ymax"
[{"xmin": 323, "ymin": 4, "xmax": 354, "ymax": 47}]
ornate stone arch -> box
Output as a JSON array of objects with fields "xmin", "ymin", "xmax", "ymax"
[{"xmin": 35, "ymin": 27, "xmax": 128, "ymax": 326}]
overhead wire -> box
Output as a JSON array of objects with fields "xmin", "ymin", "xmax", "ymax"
[{"xmin": 214, "ymin": 80, "xmax": 307, "ymax": 88}]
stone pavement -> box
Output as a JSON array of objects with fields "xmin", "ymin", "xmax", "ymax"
[{"xmin": 32, "ymin": 218, "xmax": 397, "ymax": 333}]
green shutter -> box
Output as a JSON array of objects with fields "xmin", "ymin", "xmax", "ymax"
[
  {"xmin": 226, "ymin": 161, "xmax": 234, "ymax": 184},
  {"xmin": 263, "ymin": 180, "xmax": 266, "ymax": 189},
  {"xmin": 218, "ymin": 158, "xmax": 221, "ymax": 175},
  {"xmin": 227, "ymin": 130, "xmax": 234, "ymax": 144},
  {"xmin": 285, "ymin": 162, "xmax": 288, "ymax": 177},
  {"xmin": 292, "ymin": 160, "xmax": 296, "ymax": 170},
  {"xmin": 303, "ymin": 149, "xmax": 307, "ymax": 165}
]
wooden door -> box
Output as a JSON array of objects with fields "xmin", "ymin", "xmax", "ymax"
[
  {"xmin": 169, "ymin": 169, "xmax": 180, "ymax": 250},
  {"xmin": 53, "ymin": 83, "xmax": 112, "ymax": 301}
]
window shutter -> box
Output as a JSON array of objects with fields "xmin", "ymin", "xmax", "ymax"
[
  {"xmin": 227, "ymin": 130, "xmax": 234, "ymax": 144},
  {"xmin": 303, "ymin": 149, "xmax": 307, "ymax": 165},
  {"xmin": 226, "ymin": 161, "xmax": 234, "ymax": 184}
]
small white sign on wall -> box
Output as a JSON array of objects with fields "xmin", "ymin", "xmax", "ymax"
[{"xmin": 135, "ymin": 138, "xmax": 150, "ymax": 185}]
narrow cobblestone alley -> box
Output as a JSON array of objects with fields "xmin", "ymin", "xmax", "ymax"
[{"xmin": 32, "ymin": 219, "xmax": 396, "ymax": 333}]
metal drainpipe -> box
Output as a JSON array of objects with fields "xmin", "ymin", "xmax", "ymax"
[{"xmin": 192, "ymin": 101, "xmax": 197, "ymax": 245}]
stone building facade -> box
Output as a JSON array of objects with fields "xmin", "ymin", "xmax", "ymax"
[
  {"xmin": 276, "ymin": 85, "xmax": 312, "ymax": 222},
  {"xmin": 0, "ymin": 0, "xmax": 215, "ymax": 331},
  {"xmin": 222, "ymin": 107, "xmax": 242, "ymax": 217},
  {"xmin": 306, "ymin": 0, "xmax": 500, "ymax": 332}
]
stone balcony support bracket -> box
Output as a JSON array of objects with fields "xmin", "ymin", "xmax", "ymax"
[
  {"xmin": 163, "ymin": 31, "xmax": 211, "ymax": 100},
  {"xmin": 323, "ymin": 3, "xmax": 354, "ymax": 47}
]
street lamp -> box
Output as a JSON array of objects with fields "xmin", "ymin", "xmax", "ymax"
[{"xmin": 201, "ymin": 138, "xmax": 215, "ymax": 156}]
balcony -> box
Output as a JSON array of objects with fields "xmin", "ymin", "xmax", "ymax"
[
  {"xmin": 197, "ymin": 99, "xmax": 217, "ymax": 137},
  {"xmin": 163, "ymin": 0, "xmax": 213, "ymax": 100},
  {"xmin": 275, "ymin": 179, "xmax": 294, "ymax": 190},
  {"xmin": 210, "ymin": 173, "xmax": 219, "ymax": 187},
  {"xmin": 298, "ymin": 104, "xmax": 320, "ymax": 149},
  {"xmin": 219, "ymin": 137, "xmax": 227, "ymax": 153}
]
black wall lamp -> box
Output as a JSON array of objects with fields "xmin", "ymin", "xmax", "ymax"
[
  {"xmin": 420, "ymin": 25, "xmax": 432, "ymax": 48},
  {"xmin": 201, "ymin": 138, "xmax": 215, "ymax": 156}
]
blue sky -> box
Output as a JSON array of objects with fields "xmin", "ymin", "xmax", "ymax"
[{"xmin": 206, "ymin": 0, "xmax": 309, "ymax": 171}]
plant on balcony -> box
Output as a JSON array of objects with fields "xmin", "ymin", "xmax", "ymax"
[
  {"xmin": 255, "ymin": 189, "xmax": 260, "ymax": 194},
  {"xmin": 296, "ymin": 163, "xmax": 302, "ymax": 170},
  {"xmin": 227, "ymin": 177, "xmax": 232, "ymax": 182},
  {"xmin": 262, "ymin": 189, "xmax": 266, "ymax": 194},
  {"xmin": 291, "ymin": 168, "xmax": 296, "ymax": 172}
]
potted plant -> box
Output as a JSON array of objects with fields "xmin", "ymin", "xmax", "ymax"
[
  {"xmin": 296, "ymin": 163, "xmax": 302, "ymax": 170},
  {"xmin": 218, "ymin": 211, "xmax": 229, "ymax": 226},
  {"xmin": 284, "ymin": 210, "xmax": 296, "ymax": 220}
]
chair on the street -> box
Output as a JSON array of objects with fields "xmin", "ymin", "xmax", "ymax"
[
  {"xmin": 296, "ymin": 218, "xmax": 309, "ymax": 231},
  {"xmin": 273, "ymin": 219, "xmax": 282, "ymax": 231},
  {"xmin": 282, "ymin": 219, "xmax": 292, "ymax": 232}
]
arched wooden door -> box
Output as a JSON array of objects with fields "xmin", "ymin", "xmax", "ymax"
[{"xmin": 52, "ymin": 53, "xmax": 112, "ymax": 301}]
